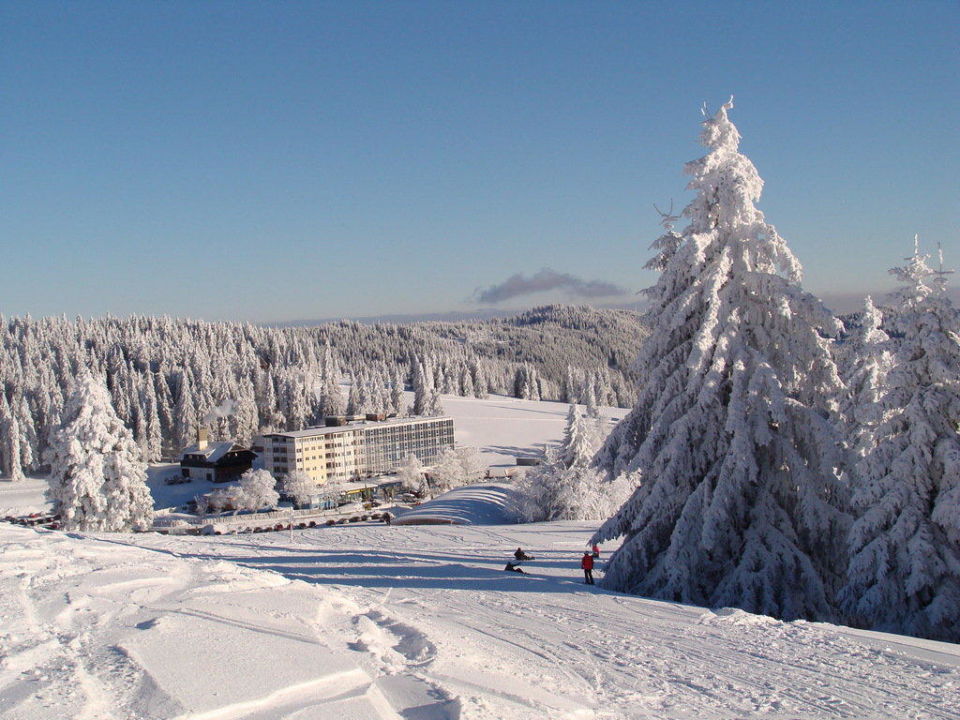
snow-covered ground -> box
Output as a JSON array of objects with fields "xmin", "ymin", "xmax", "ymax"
[
  {"xmin": 4, "ymin": 506, "xmax": 959, "ymax": 720},
  {"xmin": 3, "ymin": 395, "xmax": 959, "ymax": 719},
  {"xmin": 440, "ymin": 394, "xmax": 624, "ymax": 467},
  {"xmin": 0, "ymin": 478, "xmax": 51, "ymax": 517}
]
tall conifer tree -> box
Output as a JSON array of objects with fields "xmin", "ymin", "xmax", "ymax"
[
  {"xmin": 47, "ymin": 374, "xmax": 153, "ymax": 532},
  {"xmin": 839, "ymin": 241, "xmax": 960, "ymax": 641},
  {"xmin": 593, "ymin": 100, "xmax": 848, "ymax": 620}
]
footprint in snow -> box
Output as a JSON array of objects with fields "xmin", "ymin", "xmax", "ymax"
[
  {"xmin": 349, "ymin": 610, "xmax": 459, "ymax": 719},
  {"xmin": 350, "ymin": 609, "xmax": 437, "ymax": 671}
]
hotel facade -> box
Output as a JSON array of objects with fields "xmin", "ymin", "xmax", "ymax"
[{"xmin": 253, "ymin": 416, "xmax": 455, "ymax": 484}]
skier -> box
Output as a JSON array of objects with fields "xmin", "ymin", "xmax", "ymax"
[
  {"xmin": 504, "ymin": 561, "xmax": 525, "ymax": 574},
  {"xmin": 581, "ymin": 551, "xmax": 595, "ymax": 585},
  {"xmin": 591, "ymin": 543, "xmax": 600, "ymax": 558}
]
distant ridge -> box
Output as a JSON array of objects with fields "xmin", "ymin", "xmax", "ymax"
[
  {"xmin": 266, "ymin": 300, "xmax": 647, "ymax": 328},
  {"xmin": 268, "ymin": 308, "xmax": 515, "ymax": 328}
]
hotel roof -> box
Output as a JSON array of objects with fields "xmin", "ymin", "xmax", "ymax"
[{"xmin": 261, "ymin": 416, "xmax": 453, "ymax": 440}]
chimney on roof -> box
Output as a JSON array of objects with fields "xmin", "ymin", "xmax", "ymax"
[{"xmin": 198, "ymin": 427, "xmax": 209, "ymax": 450}]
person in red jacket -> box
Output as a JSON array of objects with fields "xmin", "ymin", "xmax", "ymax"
[{"xmin": 581, "ymin": 551, "xmax": 595, "ymax": 585}]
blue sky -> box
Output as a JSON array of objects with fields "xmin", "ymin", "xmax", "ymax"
[{"xmin": 2, "ymin": 1, "xmax": 957, "ymax": 322}]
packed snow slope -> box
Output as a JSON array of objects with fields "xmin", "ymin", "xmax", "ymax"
[
  {"xmin": 4, "ymin": 508, "xmax": 959, "ymax": 720},
  {"xmin": 441, "ymin": 393, "xmax": 624, "ymax": 467},
  {"xmin": 0, "ymin": 478, "xmax": 50, "ymax": 517},
  {"xmin": 393, "ymin": 483, "xmax": 515, "ymax": 525}
]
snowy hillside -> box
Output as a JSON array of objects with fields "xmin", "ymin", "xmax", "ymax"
[
  {"xmin": 442, "ymin": 393, "xmax": 624, "ymax": 466},
  {"xmin": 3, "ymin": 516, "xmax": 959, "ymax": 720}
]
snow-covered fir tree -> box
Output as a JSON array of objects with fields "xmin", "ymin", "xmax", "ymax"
[
  {"xmin": 513, "ymin": 365, "xmax": 542, "ymax": 401},
  {"xmin": 345, "ymin": 373, "xmax": 361, "ymax": 415},
  {"xmin": 562, "ymin": 403, "xmax": 600, "ymax": 469},
  {"xmin": 46, "ymin": 373, "xmax": 154, "ymax": 531},
  {"xmin": 412, "ymin": 358, "xmax": 430, "ymax": 416},
  {"xmin": 513, "ymin": 404, "xmax": 620, "ymax": 522},
  {"xmin": 423, "ymin": 383, "xmax": 444, "ymax": 417},
  {"xmin": 582, "ymin": 376, "xmax": 600, "ymax": 419},
  {"xmin": 839, "ymin": 240, "xmax": 960, "ymax": 642},
  {"xmin": 0, "ymin": 396, "xmax": 25, "ymax": 481},
  {"xmin": 841, "ymin": 296, "xmax": 894, "ymax": 459},
  {"xmin": 563, "ymin": 365, "xmax": 578, "ymax": 404},
  {"xmin": 319, "ymin": 341, "xmax": 346, "ymax": 417},
  {"xmin": 390, "ymin": 366, "xmax": 406, "ymax": 415},
  {"xmin": 13, "ymin": 395, "xmax": 37, "ymax": 473},
  {"xmin": 139, "ymin": 376, "xmax": 164, "ymax": 463},
  {"xmin": 470, "ymin": 358, "xmax": 489, "ymax": 399},
  {"xmin": 232, "ymin": 383, "xmax": 260, "ymax": 447},
  {"xmin": 283, "ymin": 371, "xmax": 312, "ymax": 430},
  {"xmin": 592, "ymin": 367, "xmax": 612, "ymax": 407},
  {"xmin": 592, "ymin": 99, "xmax": 848, "ymax": 621},
  {"xmin": 174, "ymin": 371, "xmax": 197, "ymax": 452}
]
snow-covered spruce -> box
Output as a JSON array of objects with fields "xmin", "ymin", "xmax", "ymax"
[
  {"xmin": 513, "ymin": 404, "xmax": 625, "ymax": 522},
  {"xmin": 412, "ymin": 356, "xmax": 444, "ymax": 417},
  {"xmin": 839, "ymin": 296, "xmax": 894, "ymax": 460},
  {"xmin": 839, "ymin": 241, "xmax": 960, "ymax": 642},
  {"xmin": 46, "ymin": 373, "xmax": 153, "ymax": 531},
  {"xmin": 0, "ymin": 394, "xmax": 26, "ymax": 481},
  {"xmin": 593, "ymin": 99, "xmax": 849, "ymax": 621}
]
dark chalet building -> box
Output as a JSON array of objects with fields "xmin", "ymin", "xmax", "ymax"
[{"xmin": 178, "ymin": 429, "xmax": 257, "ymax": 484}]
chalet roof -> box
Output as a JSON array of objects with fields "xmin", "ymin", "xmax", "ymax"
[{"xmin": 179, "ymin": 441, "xmax": 240, "ymax": 464}]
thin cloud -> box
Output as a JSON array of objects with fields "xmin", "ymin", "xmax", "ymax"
[{"xmin": 475, "ymin": 268, "xmax": 628, "ymax": 304}]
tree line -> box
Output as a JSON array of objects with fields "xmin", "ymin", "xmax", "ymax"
[{"xmin": 0, "ymin": 305, "xmax": 644, "ymax": 478}]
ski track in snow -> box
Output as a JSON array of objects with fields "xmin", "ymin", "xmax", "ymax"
[
  {"xmin": 97, "ymin": 520, "xmax": 960, "ymax": 720},
  {"xmin": 0, "ymin": 525, "xmax": 462, "ymax": 720}
]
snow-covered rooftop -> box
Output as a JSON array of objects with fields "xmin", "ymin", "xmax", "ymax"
[
  {"xmin": 179, "ymin": 440, "xmax": 237, "ymax": 463},
  {"xmin": 262, "ymin": 415, "xmax": 453, "ymax": 440}
]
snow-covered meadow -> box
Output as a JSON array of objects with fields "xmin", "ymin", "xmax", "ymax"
[{"xmin": 2, "ymin": 394, "xmax": 959, "ymax": 719}]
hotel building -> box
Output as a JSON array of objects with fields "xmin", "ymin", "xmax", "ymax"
[{"xmin": 253, "ymin": 416, "xmax": 455, "ymax": 484}]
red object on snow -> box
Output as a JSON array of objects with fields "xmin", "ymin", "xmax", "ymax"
[{"xmin": 581, "ymin": 554, "xmax": 594, "ymax": 570}]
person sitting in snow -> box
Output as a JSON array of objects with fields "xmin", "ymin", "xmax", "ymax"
[
  {"xmin": 514, "ymin": 547, "xmax": 533, "ymax": 562},
  {"xmin": 504, "ymin": 562, "xmax": 525, "ymax": 573}
]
